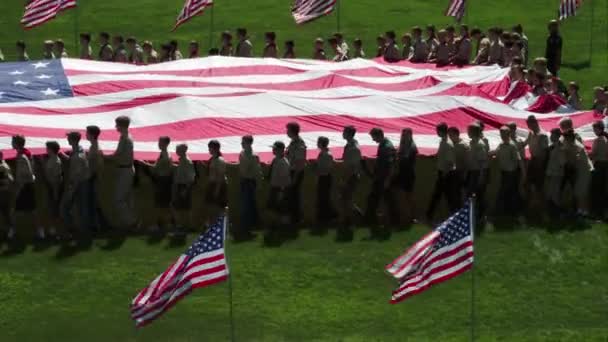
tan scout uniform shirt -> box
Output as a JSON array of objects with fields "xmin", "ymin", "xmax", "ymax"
[
  {"xmin": 68, "ymin": 147, "xmax": 90, "ymax": 187},
  {"xmin": 412, "ymin": 39, "xmax": 429, "ymax": 61},
  {"xmin": 44, "ymin": 154, "xmax": 63, "ymax": 187},
  {"xmin": 154, "ymin": 150, "xmax": 173, "ymax": 177},
  {"xmin": 87, "ymin": 143, "xmax": 104, "ymax": 176},
  {"xmin": 270, "ymin": 157, "xmax": 291, "ymax": 188},
  {"xmin": 239, "ymin": 149, "xmax": 261, "ymax": 179},
  {"xmin": 236, "ymin": 40, "xmax": 253, "ymax": 57},
  {"xmin": 437, "ymin": 139, "xmax": 456, "ymax": 173},
  {"xmin": 527, "ymin": 131, "xmax": 549, "ymax": 160},
  {"xmin": 591, "ymin": 136, "xmax": 608, "ymax": 161},
  {"xmin": 453, "ymin": 140, "xmax": 471, "ymax": 172},
  {"xmin": 317, "ymin": 150, "xmax": 334, "ymax": 176},
  {"xmin": 342, "ymin": 139, "xmax": 362, "ymax": 177},
  {"xmin": 208, "ymin": 156, "xmax": 227, "ymax": 183},
  {"xmin": 495, "ymin": 141, "xmax": 520, "ymax": 172},
  {"xmin": 174, "ymin": 157, "xmax": 196, "ymax": 185},
  {"xmin": 114, "ymin": 134, "xmax": 134, "ymax": 166},
  {"xmin": 383, "ymin": 44, "xmax": 400, "ymax": 61},
  {"xmin": 15, "ymin": 153, "xmax": 35, "ymax": 187},
  {"xmin": 546, "ymin": 143, "xmax": 565, "ymax": 177},
  {"xmin": 469, "ymin": 139, "xmax": 489, "ymax": 171},
  {"xmin": 287, "ymin": 137, "xmax": 307, "ymax": 172}
]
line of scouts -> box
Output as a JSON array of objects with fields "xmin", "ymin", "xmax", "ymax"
[{"xmin": 1, "ymin": 116, "xmax": 607, "ymax": 242}]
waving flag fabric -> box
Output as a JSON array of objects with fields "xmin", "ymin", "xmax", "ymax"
[
  {"xmin": 173, "ymin": 0, "xmax": 213, "ymax": 31},
  {"xmin": 387, "ymin": 201, "xmax": 473, "ymax": 304},
  {"xmin": 292, "ymin": 0, "xmax": 337, "ymax": 24},
  {"xmin": 21, "ymin": 0, "xmax": 77, "ymax": 29},
  {"xmin": 0, "ymin": 57, "xmax": 601, "ymax": 162},
  {"xmin": 445, "ymin": 0, "xmax": 466, "ymax": 21},
  {"xmin": 130, "ymin": 214, "xmax": 228, "ymax": 327},
  {"xmin": 559, "ymin": 0, "xmax": 582, "ymax": 20}
]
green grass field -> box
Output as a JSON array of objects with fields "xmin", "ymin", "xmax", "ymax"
[
  {"xmin": 1, "ymin": 222, "xmax": 607, "ymax": 341},
  {"xmin": 0, "ymin": 0, "xmax": 607, "ymax": 101},
  {"xmin": 1, "ymin": 0, "xmax": 608, "ymax": 340}
]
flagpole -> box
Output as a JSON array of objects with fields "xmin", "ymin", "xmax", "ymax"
[
  {"xmin": 73, "ymin": 2, "xmax": 79, "ymax": 57},
  {"xmin": 336, "ymin": 0, "xmax": 341, "ymax": 33},
  {"xmin": 588, "ymin": 0, "xmax": 594, "ymax": 66},
  {"xmin": 469, "ymin": 196, "xmax": 476, "ymax": 342},
  {"xmin": 224, "ymin": 208, "xmax": 236, "ymax": 342}
]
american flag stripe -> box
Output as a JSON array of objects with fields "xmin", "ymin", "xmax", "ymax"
[
  {"xmin": 445, "ymin": 0, "xmax": 466, "ymax": 20},
  {"xmin": 173, "ymin": 0, "xmax": 213, "ymax": 31},
  {"xmin": 559, "ymin": 0, "xmax": 581, "ymax": 20},
  {"xmin": 292, "ymin": 0, "xmax": 337, "ymax": 24},
  {"xmin": 21, "ymin": 0, "xmax": 77, "ymax": 29},
  {"xmin": 387, "ymin": 202, "xmax": 475, "ymax": 303},
  {"xmin": 0, "ymin": 57, "xmax": 600, "ymax": 162},
  {"xmin": 130, "ymin": 215, "xmax": 228, "ymax": 327}
]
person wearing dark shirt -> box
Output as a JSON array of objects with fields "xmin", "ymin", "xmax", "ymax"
[
  {"xmin": 364, "ymin": 128, "xmax": 399, "ymax": 231},
  {"xmin": 545, "ymin": 20, "xmax": 563, "ymax": 76},
  {"xmin": 393, "ymin": 128, "xmax": 418, "ymax": 224}
]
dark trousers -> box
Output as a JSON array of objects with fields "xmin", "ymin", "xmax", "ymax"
[
  {"xmin": 365, "ymin": 178, "xmax": 399, "ymax": 224},
  {"xmin": 591, "ymin": 161, "xmax": 608, "ymax": 217},
  {"xmin": 62, "ymin": 181, "xmax": 94, "ymax": 231},
  {"xmin": 496, "ymin": 170, "xmax": 521, "ymax": 216},
  {"xmin": 239, "ymin": 179, "xmax": 258, "ymax": 234},
  {"xmin": 0, "ymin": 191, "xmax": 12, "ymax": 227},
  {"xmin": 87, "ymin": 175, "xmax": 108, "ymax": 230},
  {"xmin": 426, "ymin": 170, "xmax": 460, "ymax": 220},
  {"xmin": 317, "ymin": 175, "xmax": 338, "ymax": 222},
  {"xmin": 340, "ymin": 175, "xmax": 360, "ymax": 228},
  {"xmin": 288, "ymin": 171, "xmax": 304, "ymax": 224},
  {"xmin": 466, "ymin": 170, "xmax": 487, "ymax": 222}
]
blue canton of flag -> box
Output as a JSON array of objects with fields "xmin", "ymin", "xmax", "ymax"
[
  {"xmin": 185, "ymin": 216, "xmax": 225, "ymax": 258},
  {"xmin": 434, "ymin": 205, "xmax": 472, "ymax": 251},
  {"xmin": 0, "ymin": 59, "xmax": 73, "ymax": 103}
]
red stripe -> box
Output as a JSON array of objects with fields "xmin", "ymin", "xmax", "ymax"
[
  {"xmin": 410, "ymin": 240, "xmax": 474, "ymax": 277},
  {"xmin": 386, "ymin": 231, "xmax": 439, "ymax": 276},
  {"xmin": 390, "ymin": 263, "xmax": 472, "ymax": 304},
  {"xmin": 148, "ymin": 257, "xmax": 188, "ymax": 304},
  {"xmin": 396, "ymin": 249, "xmax": 473, "ymax": 291},
  {"xmin": 70, "ymin": 75, "xmax": 443, "ymax": 96},
  {"xmin": 65, "ymin": 65, "xmax": 408, "ymax": 78}
]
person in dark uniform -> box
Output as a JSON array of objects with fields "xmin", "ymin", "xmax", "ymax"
[
  {"xmin": 86, "ymin": 125, "xmax": 106, "ymax": 232},
  {"xmin": 238, "ymin": 135, "xmax": 261, "ymax": 240},
  {"xmin": 172, "ymin": 144, "xmax": 196, "ymax": 233},
  {"xmin": 338, "ymin": 125, "xmax": 362, "ymax": 239},
  {"xmin": 266, "ymin": 141, "xmax": 291, "ymax": 241},
  {"xmin": 140, "ymin": 136, "xmax": 174, "ymax": 232},
  {"xmin": 467, "ymin": 123, "xmax": 489, "ymax": 225},
  {"xmin": 205, "ymin": 140, "xmax": 228, "ymax": 223},
  {"xmin": 493, "ymin": 126, "xmax": 526, "ymax": 218},
  {"xmin": 62, "ymin": 131, "xmax": 93, "ymax": 237},
  {"xmin": 263, "ymin": 32, "xmax": 278, "ymax": 58},
  {"xmin": 10, "ymin": 135, "xmax": 36, "ymax": 240},
  {"xmin": 545, "ymin": 20, "xmax": 562, "ymax": 76},
  {"xmin": 283, "ymin": 40, "xmax": 296, "ymax": 59},
  {"xmin": 589, "ymin": 121, "xmax": 608, "ymax": 220},
  {"xmin": 364, "ymin": 127, "xmax": 399, "ymax": 231},
  {"xmin": 39, "ymin": 141, "xmax": 63, "ymax": 240},
  {"xmin": 286, "ymin": 122, "xmax": 306, "ymax": 225},
  {"xmin": 98, "ymin": 32, "xmax": 114, "ymax": 61},
  {"xmin": 448, "ymin": 126, "xmax": 470, "ymax": 206},
  {"xmin": 315, "ymin": 136, "xmax": 338, "ymax": 226},
  {"xmin": 426, "ymin": 122, "xmax": 459, "ymax": 222},
  {"xmin": 393, "ymin": 128, "xmax": 418, "ymax": 224},
  {"xmin": 0, "ymin": 151, "xmax": 15, "ymax": 238},
  {"xmin": 523, "ymin": 115, "xmax": 549, "ymax": 211}
]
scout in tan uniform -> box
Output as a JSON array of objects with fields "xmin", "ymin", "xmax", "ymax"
[
  {"xmin": 80, "ymin": 33, "xmax": 93, "ymax": 59},
  {"xmin": 140, "ymin": 136, "xmax": 174, "ymax": 232},
  {"xmin": 375, "ymin": 35, "xmax": 386, "ymax": 58},
  {"xmin": 266, "ymin": 141, "xmax": 291, "ymax": 241},
  {"xmin": 112, "ymin": 116, "xmax": 138, "ymax": 229},
  {"xmin": 62, "ymin": 132, "xmax": 92, "ymax": 236},
  {"xmin": 39, "ymin": 141, "xmax": 63, "ymax": 239},
  {"xmin": 338, "ymin": 126, "xmax": 362, "ymax": 239},
  {"xmin": 401, "ymin": 34, "xmax": 413, "ymax": 60},
  {"xmin": 54, "ymin": 39, "xmax": 69, "ymax": 58},
  {"xmin": 112, "ymin": 35, "xmax": 128, "ymax": 63},
  {"xmin": 169, "ymin": 40, "xmax": 183, "ymax": 60},
  {"xmin": 487, "ymin": 28, "xmax": 504, "ymax": 66},
  {"xmin": 393, "ymin": 128, "xmax": 418, "ymax": 223},
  {"xmin": 564, "ymin": 130, "xmax": 593, "ymax": 217},
  {"xmin": 523, "ymin": 115, "xmax": 549, "ymax": 208},
  {"xmin": 10, "ymin": 135, "xmax": 35, "ymax": 240},
  {"xmin": 313, "ymin": 38, "xmax": 327, "ymax": 60},
  {"xmin": 383, "ymin": 31, "xmax": 400, "ymax": 63},
  {"xmin": 429, "ymin": 30, "xmax": 450, "ymax": 67},
  {"xmin": 43, "ymin": 40, "xmax": 55, "ymax": 59},
  {"xmin": 220, "ymin": 31, "xmax": 234, "ymax": 57},
  {"xmin": 545, "ymin": 129, "xmax": 565, "ymax": 216},
  {"xmin": 426, "ymin": 123, "xmax": 458, "ymax": 221},
  {"xmin": 425, "ymin": 25, "xmax": 439, "ymax": 60},
  {"xmin": 98, "ymin": 32, "xmax": 114, "ymax": 61},
  {"xmin": 188, "ymin": 41, "xmax": 200, "ymax": 59},
  {"xmin": 448, "ymin": 126, "xmax": 470, "ymax": 204},
  {"xmin": 238, "ymin": 135, "xmax": 261, "ymax": 240},
  {"xmin": 263, "ymin": 32, "xmax": 278, "ymax": 58},
  {"xmin": 286, "ymin": 122, "xmax": 306, "ymax": 224},
  {"xmin": 352, "ymin": 38, "xmax": 365, "ymax": 59},
  {"xmin": 0, "ymin": 151, "xmax": 14, "ymax": 235},
  {"xmin": 126, "ymin": 37, "xmax": 144, "ymax": 64},
  {"xmin": 205, "ymin": 140, "xmax": 228, "ymax": 222},
  {"xmin": 315, "ymin": 136, "xmax": 338, "ymax": 226},
  {"xmin": 235, "ymin": 28, "xmax": 253, "ymax": 57},
  {"xmin": 410, "ymin": 27, "xmax": 429, "ymax": 63},
  {"xmin": 452, "ymin": 25, "xmax": 472, "ymax": 66},
  {"xmin": 467, "ymin": 123, "xmax": 489, "ymax": 223},
  {"xmin": 329, "ymin": 38, "xmax": 348, "ymax": 62},
  {"xmin": 471, "ymin": 28, "xmax": 490, "ymax": 65},
  {"xmin": 86, "ymin": 125, "xmax": 105, "ymax": 231},
  {"xmin": 589, "ymin": 121, "xmax": 608, "ymax": 218},
  {"xmin": 142, "ymin": 41, "xmax": 159, "ymax": 64},
  {"xmin": 172, "ymin": 144, "xmax": 196, "ymax": 233},
  {"xmin": 283, "ymin": 40, "xmax": 296, "ymax": 59},
  {"xmin": 16, "ymin": 41, "xmax": 30, "ymax": 61},
  {"xmin": 334, "ymin": 33, "xmax": 349, "ymax": 59},
  {"xmin": 493, "ymin": 126, "xmax": 525, "ymax": 217}
]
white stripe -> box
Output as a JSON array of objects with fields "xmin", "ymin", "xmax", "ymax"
[
  {"xmin": 387, "ymin": 231, "xmax": 439, "ymax": 278},
  {"xmin": 413, "ymin": 236, "xmax": 473, "ymax": 274},
  {"xmin": 392, "ymin": 256, "xmax": 473, "ymax": 300},
  {"xmin": 138, "ymin": 255, "xmax": 187, "ymax": 305}
]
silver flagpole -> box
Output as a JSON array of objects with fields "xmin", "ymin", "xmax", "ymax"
[
  {"xmin": 224, "ymin": 208, "xmax": 236, "ymax": 342},
  {"xmin": 469, "ymin": 196, "xmax": 476, "ymax": 342}
]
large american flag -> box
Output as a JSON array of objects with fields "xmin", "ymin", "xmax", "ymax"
[
  {"xmin": 559, "ymin": 0, "xmax": 582, "ymax": 20},
  {"xmin": 0, "ymin": 57, "xmax": 602, "ymax": 162},
  {"xmin": 173, "ymin": 0, "xmax": 213, "ymax": 31},
  {"xmin": 387, "ymin": 202, "xmax": 473, "ymax": 304},
  {"xmin": 130, "ymin": 214, "xmax": 229, "ymax": 327},
  {"xmin": 445, "ymin": 0, "xmax": 466, "ymax": 21},
  {"xmin": 291, "ymin": 0, "xmax": 337, "ymax": 24},
  {"xmin": 21, "ymin": 0, "xmax": 77, "ymax": 29}
]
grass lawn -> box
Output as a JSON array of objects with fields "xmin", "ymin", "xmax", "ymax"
[
  {"xmin": 0, "ymin": 222, "xmax": 606, "ymax": 341},
  {"xmin": 0, "ymin": 0, "xmax": 607, "ymax": 101}
]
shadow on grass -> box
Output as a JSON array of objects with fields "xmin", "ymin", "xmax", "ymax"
[
  {"xmin": 99, "ymin": 231, "xmax": 127, "ymax": 251},
  {"xmin": 146, "ymin": 230, "xmax": 167, "ymax": 245},
  {"xmin": 562, "ymin": 60, "xmax": 592, "ymax": 71},
  {"xmin": 166, "ymin": 233, "xmax": 187, "ymax": 249},
  {"xmin": 55, "ymin": 238, "xmax": 93, "ymax": 260},
  {"xmin": 0, "ymin": 239, "xmax": 27, "ymax": 257}
]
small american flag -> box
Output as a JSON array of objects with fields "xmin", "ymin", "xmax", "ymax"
[
  {"xmin": 445, "ymin": 0, "xmax": 466, "ymax": 21},
  {"xmin": 130, "ymin": 214, "xmax": 229, "ymax": 327},
  {"xmin": 559, "ymin": 0, "xmax": 582, "ymax": 20},
  {"xmin": 173, "ymin": 0, "xmax": 213, "ymax": 31},
  {"xmin": 291, "ymin": 0, "xmax": 337, "ymax": 24},
  {"xmin": 21, "ymin": 0, "xmax": 77, "ymax": 30},
  {"xmin": 387, "ymin": 201, "xmax": 474, "ymax": 304}
]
